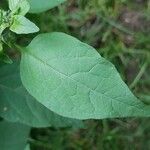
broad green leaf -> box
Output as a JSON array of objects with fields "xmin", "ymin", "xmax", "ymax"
[
  {"xmin": 0, "ymin": 120, "xmax": 30, "ymax": 150},
  {"xmin": 28, "ymin": 0, "xmax": 66, "ymax": 13},
  {"xmin": 0, "ymin": 62, "xmax": 83, "ymax": 127},
  {"xmin": 9, "ymin": 0, "xmax": 30, "ymax": 15},
  {"xmin": 20, "ymin": 32, "xmax": 150, "ymax": 119},
  {"xmin": 0, "ymin": 61, "xmax": 21, "ymax": 88},
  {"xmin": 10, "ymin": 15, "xmax": 39, "ymax": 34}
]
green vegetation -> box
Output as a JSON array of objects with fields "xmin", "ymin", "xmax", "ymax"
[
  {"xmin": 0, "ymin": 0, "xmax": 150, "ymax": 149},
  {"xmin": 29, "ymin": 1, "xmax": 150, "ymax": 149}
]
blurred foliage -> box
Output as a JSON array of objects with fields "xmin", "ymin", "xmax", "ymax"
[{"xmin": 1, "ymin": 0, "xmax": 150, "ymax": 149}]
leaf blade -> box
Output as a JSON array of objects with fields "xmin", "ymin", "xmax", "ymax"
[
  {"xmin": 20, "ymin": 32, "xmax": 150, "ymax": 119},
  {"xmin": 9, "ymin": 0, "xmax": 30, "ymax": 15},
  {"xmin": 10, "ymin": 15, "xmax": 39, "ymax": 34},
  {"xmin": 0, "ymin": 121, "xmax": 30, "ymax": 150}
]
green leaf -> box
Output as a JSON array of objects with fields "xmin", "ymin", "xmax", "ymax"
[
  {"xmin": 0, "ymin": 62, "xmax": 21, "ymax": 88},
  {"xmin": 10, "ymin": 15, "xmax": 39, "ymax": 34},
  {"xmin": 0, "ymin": 62, "xmax": 83, "ymax": 127},
  {"xmin": 8, "ymin": 0, "xmax": 30, "ymax": 15},
  {"xmin": 9, "ymin": 0, "xmax": 22, "ymax": 10},
  {"xmin": 28, "ymin": 0, "xmax": 66, "ymax": 13},
  {"xmin": 0, "ymin": 10, "xmax": 9, "ymax": 34},
  {"xmin": 0, "ymin": 120, "xmax": 30, "ymax": 150},
  {"xmin": 9, "ymin": 0, "xmax": 20, "ymax": 10},
  {"xmin": 20, "ymin": 32, "xmax": 150, "ymax": 119}
]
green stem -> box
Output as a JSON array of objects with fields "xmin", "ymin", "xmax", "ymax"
[
  {"xmin": 130, "ymin": 62, "xmax": 148, "ymax": 89},
  {"xmin": 29, "ymin": 138, "xmax": 51, "ymax": 149},
  {"xmin": 14, "ymin": 44, "xmax": 24, "ymax": 53},
  {"xmin": 2, "ymin": 37, "xmax": 24, "ymax": 53}
]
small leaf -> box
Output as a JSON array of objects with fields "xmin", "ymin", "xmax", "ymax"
[
  {"xmin": 0, "ymin": 61, "xmax": 21, "ymax": 88},
  {"xmin": 28, "ymin": 0, "xmax": 66, "ymax": 13},
  {"xmin": 10, "ymin": 15, "xmax": 39, "ymax": 34},
  {"xmin": 0, "ymin": 62, "xmax": 83, "ymax": 128},
  {"xmin": 20, "ymin": 32, "xmax": 150, "ymax": 119},
  {"xmin": 0, "ymin": 120, "xmax": 30, "ymax": 150},
  {"xmin": 9, "ymin": 0, "xmax": 20, "ymax": 10},
  {"xmin": 9, "ymin": 0, "xmax": 30, "ymax": 15}
]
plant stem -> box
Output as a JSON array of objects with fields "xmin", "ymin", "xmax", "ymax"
[
  {"xmin": 130, "ymin": 62, "xmax": 148, "ymax": 89},
  {"xmin": 14, "ymin": 44, "xmax": 24, "ymax": 53}
]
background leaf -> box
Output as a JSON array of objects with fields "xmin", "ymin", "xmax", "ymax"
[
  {"xmin": 20, "ymin": 32, "xmax": 150, "ymax": 120},
  {"xmin": 0, "ymin": 62, "xmax": 83, "ymax": 128},
  {"xmin": 0, "ymin": 120, "xmax": 30, "ymax": 150},
  {"xmin": 27, "ymin": 0, "xmax": 66, "ymax": 13}
]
